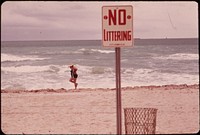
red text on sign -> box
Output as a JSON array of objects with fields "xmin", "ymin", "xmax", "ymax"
[
  {"xmin": 104, "ymin": 29, "xmax": 131, "ymax": 41},
  {"xmin": 108, "ymin": 9, "xmax": 126, "ymax": 25}
]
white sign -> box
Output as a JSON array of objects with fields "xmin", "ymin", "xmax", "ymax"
[{"xmin": 102, "ymin": 5, "xmax": 133, "ymax": 47}]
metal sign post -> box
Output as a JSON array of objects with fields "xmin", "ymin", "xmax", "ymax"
[
  {"xmin": 115, "ymin": 47, "xmax": 122, "ymax": 134},
  {"xmin": 102, "ymin": 5, "xmax": 133, "ymax": 134}
]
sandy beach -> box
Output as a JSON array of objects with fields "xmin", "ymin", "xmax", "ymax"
[{"xmin": 1, "ymin": 84, "xmax": 199, "ymax": 134}]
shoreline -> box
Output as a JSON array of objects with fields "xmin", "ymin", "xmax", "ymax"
[{"xmin": 1, "ymin": 84, "xmax": 199, "ymax": 94}]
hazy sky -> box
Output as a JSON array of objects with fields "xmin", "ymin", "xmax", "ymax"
[{"xmin": 1, "ymin": 1, "xmax": 198, "ymax": 41}]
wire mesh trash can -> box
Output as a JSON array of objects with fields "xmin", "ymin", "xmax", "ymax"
[{"xmin": 124, "ymin": 108, "xmax": 158, "ymax": 134}]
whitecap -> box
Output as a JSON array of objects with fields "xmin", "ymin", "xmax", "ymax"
[
  {"xmin": 153, "ymin": 53, "xmax": 198, "ymax": 61},
  {"xmin": 1, "ymin": 65, "xmax": 62, "ymax": 73},
  {"xmin": 91, "ymin": 49, "xmax": 115, "ymax": 54},
  {"xmin": 1, "ymin": 53, "xmax": 49, "ymax": 62}
]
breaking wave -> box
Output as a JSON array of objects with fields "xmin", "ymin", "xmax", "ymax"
[
  {"xmin": 75, "ymin": 48, "xmax": 114, "ymax": 54},
  {"xmin": 153, "ymin": 53, "xmax": 198, "ymax": 61},
  {"xmin": 1, "ymin": 53, "xmax": 49, "ymax": 62}
]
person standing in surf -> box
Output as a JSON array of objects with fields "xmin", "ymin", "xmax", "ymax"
[{"xmin": 69, "ymin": 65, "xmax": 78, "ymax": 89}]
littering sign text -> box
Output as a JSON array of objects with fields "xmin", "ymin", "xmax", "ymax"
[{"xmin": 102, "ymin": 5, "xmax": 133, "ymax": 47}]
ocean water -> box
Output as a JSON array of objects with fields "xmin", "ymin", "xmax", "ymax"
[{"xmin": 1, "ymin": 39, "xmax": 199, "ymax": 90}]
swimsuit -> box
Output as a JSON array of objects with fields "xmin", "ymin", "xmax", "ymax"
[{"xmin": 71, "ymin": 69, "xmax": 78, "ymax": 78}]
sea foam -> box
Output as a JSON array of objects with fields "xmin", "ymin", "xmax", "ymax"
[
  {"xmin": 153, "ymin": 53, "xmax": 198, "ymax": 61},
  {"xmin": 1, "ymin": 53, "xmax": 49, "ymax": 62}
]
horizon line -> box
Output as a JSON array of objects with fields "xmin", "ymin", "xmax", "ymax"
[{"xmin": 1, "ymin": 37, "xmax": 198, "ymax": 42}]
